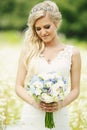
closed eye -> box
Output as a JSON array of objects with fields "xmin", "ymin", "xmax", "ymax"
[
  {"xmin": 35, "ymin": 27, "xmax": 41, "ymax": 31},
  {"xmin": 35, "ymin": 25, "xmax": 51, "ymax": 31},
  {"xmin": 44, "ymin": 25, "xmax": 51, "ymax": 29}
]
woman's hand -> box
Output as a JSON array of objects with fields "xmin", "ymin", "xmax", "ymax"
[{"xmin": 39, "ymin": 101, "xmax": 63, "ymax": 112}]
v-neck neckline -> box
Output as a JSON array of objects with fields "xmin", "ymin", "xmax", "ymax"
[{"xmin": 39, "ymin": 45, "xmax": 68, "ymax": 65}]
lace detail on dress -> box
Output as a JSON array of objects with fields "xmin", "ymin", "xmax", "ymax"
[
  {"xmin": 57, "ymin": 45, "xmax": 73, "ymax": 71},
  {"xmin": 24, "ymin": 45, "xmax": 74, "ymax": 89}
]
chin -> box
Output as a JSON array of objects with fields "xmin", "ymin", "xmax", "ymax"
[{"xmin": 42, "ymin": 38, "xmax": 52, "ymax": 43}]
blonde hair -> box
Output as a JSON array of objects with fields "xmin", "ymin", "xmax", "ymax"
[{"xmin": 23, "ymin": 0, "xmax": 62, "ymax": 69}]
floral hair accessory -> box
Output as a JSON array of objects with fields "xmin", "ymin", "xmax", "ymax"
[{"xmin": 30, "ymin": 6, "xmax": 53, "ymax": 14}]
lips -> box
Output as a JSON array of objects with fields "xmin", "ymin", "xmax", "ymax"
[{"xmin": 42, "ymin": 35, "xmax": 49, "ymax": 38}]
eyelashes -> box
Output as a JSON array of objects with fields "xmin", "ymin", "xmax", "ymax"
[
  {"xmin": 44, "ymin": 25, "xmax": 51, "ymax": 29},
  {"xmin": 35, "ymin": 25, "xmax": 51, "ymax": 31},
  {"xmin": 35, "ymin": 27, "xmax": 41, "ymax": 31}
]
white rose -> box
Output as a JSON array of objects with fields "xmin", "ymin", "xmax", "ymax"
[
  {"xmin": 51, "ymin": 85, "xmax": 59, "ymax": 96},
  {"xmin": 35, "ymin": 88, "xmax": 42, "ymax": 96},
  {"xmin": 40, "ymin": 93, "xmax": 54, "ymax": 103}
]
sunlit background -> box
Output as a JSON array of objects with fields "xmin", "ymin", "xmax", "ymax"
[{"xmin": 0, "ymin": 0, "xmax": 87, "ymax": 130}]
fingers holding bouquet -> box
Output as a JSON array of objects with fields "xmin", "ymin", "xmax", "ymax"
[{"xmin": 40, "ymin": 101, "xmax": 63, "ymax": 112}]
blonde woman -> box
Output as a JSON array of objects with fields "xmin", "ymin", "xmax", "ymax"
[{"xmin": 14, "ymin": 0, "xmax": 81, "ymax": 130}]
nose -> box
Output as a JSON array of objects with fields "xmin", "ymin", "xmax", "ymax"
[{"xmin": 40, "ymin": 28, "xmax": 47, "ymax": 36}]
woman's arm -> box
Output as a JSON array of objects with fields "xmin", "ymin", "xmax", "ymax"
[
  {"xmin": 62, "ymin": 47, "xmax": 81, "ymax": 108},
  {"xmin": 15, "ymin": 51, "xmax": 40, "ymax": 109}
]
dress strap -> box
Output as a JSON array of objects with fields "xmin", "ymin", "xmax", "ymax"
[
  {"xmin": 64, "ymin": 45, "xmax": 74, "ymax": 70},
  {"xmin": 66, "ymin": 45, "xmax": 74, "ymax": 56}
]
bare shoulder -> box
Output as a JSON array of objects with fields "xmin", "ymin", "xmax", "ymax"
[
  {"xmin": 66, "ymin": 44, "xmax": 81, "ymax": 58},
  {"xmin": 72, "ymin": 46, "xmax": 81, "ymax": 57},
  {"xmin": 71, "ymin": 46, "xmax": 81, "ymax": 63}
]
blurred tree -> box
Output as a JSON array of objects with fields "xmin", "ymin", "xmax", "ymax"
[
  {"xmin": 57, "ymin": 0, "xmax": 87, "ymax": 39},
  {"xmin": 0, "ymin": 0, "xmax": 15, "ymax": 29},
  {"xmin": 0, "ymin": 0, "xmax": 87, "ymax": 39},
  {"xmin": 0, "ymin": 0, "xmax": 41, "ymax": 30}
]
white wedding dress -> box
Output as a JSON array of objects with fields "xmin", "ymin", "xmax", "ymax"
[{"xmin": 6, "ymin": 45, "xmax": 73, "ymax": 130}]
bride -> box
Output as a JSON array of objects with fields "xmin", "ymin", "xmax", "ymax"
[{"xmin": 7, "ymin": 0, "xmax": 81, "ymax": 130}]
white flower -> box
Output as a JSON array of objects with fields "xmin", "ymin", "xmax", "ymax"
[
  {"xmin": 33, "ymin": 81, "xmax": 43, "ymax": 88},
  {"xmin": 44, "ymin": 81, "xmax": 52, "ymax": 88},
  {"xmin": 51, "ymin": 86, "xmax": 59, "ymax": 96},
  {"xmin": 40, "ymin": 93, "xmax": 54, "ymax": 103},
  {"xmin": 0, "ymin": 108, "xmax": 5, "ymax": 112},
  {"xmin": 0, "ymin": 115, "xmax": 6, "ymax": 121},
  {"xmin": 38, "ymin": 73, "xmax": 48, "ymax": 80},
  {"xmin": 35, "ymin": 88, "xmax": 42, "ymax": 96}
]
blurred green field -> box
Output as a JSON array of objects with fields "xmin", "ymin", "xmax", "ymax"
[
  {"xmin": 0, "ymin": 31, "xmax": 87, "ymax": 48},
  {"xmin": 0, "ymin": 31, "xmax": 87, "ymax": 130}
]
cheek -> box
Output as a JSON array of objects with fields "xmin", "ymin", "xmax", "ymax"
[
  {"xmin": 50, "ymin": 26, "xmax": 56, "ymax": 33},
  {"xmin": 50, "ymin": 28, "xmax": 56, "ymax": 36}
]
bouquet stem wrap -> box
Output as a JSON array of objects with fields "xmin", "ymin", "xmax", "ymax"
[{"xmin": 45, "ymin": 112, "xmax": 55, "ymax": 129}]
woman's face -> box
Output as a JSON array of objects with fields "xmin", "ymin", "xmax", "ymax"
[{"xmin": 34, "ymin": 13, "xmax": 57, "ymax": 43}]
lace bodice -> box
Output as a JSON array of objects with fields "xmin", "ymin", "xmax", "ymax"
[{"xmin": 24, "ymin": 45, "xmax": 73, "ymax": 89}]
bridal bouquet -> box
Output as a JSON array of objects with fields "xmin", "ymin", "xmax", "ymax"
[{"xmin": 26, "ymin": 71, "xmax": 67, "ymax": 129}]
